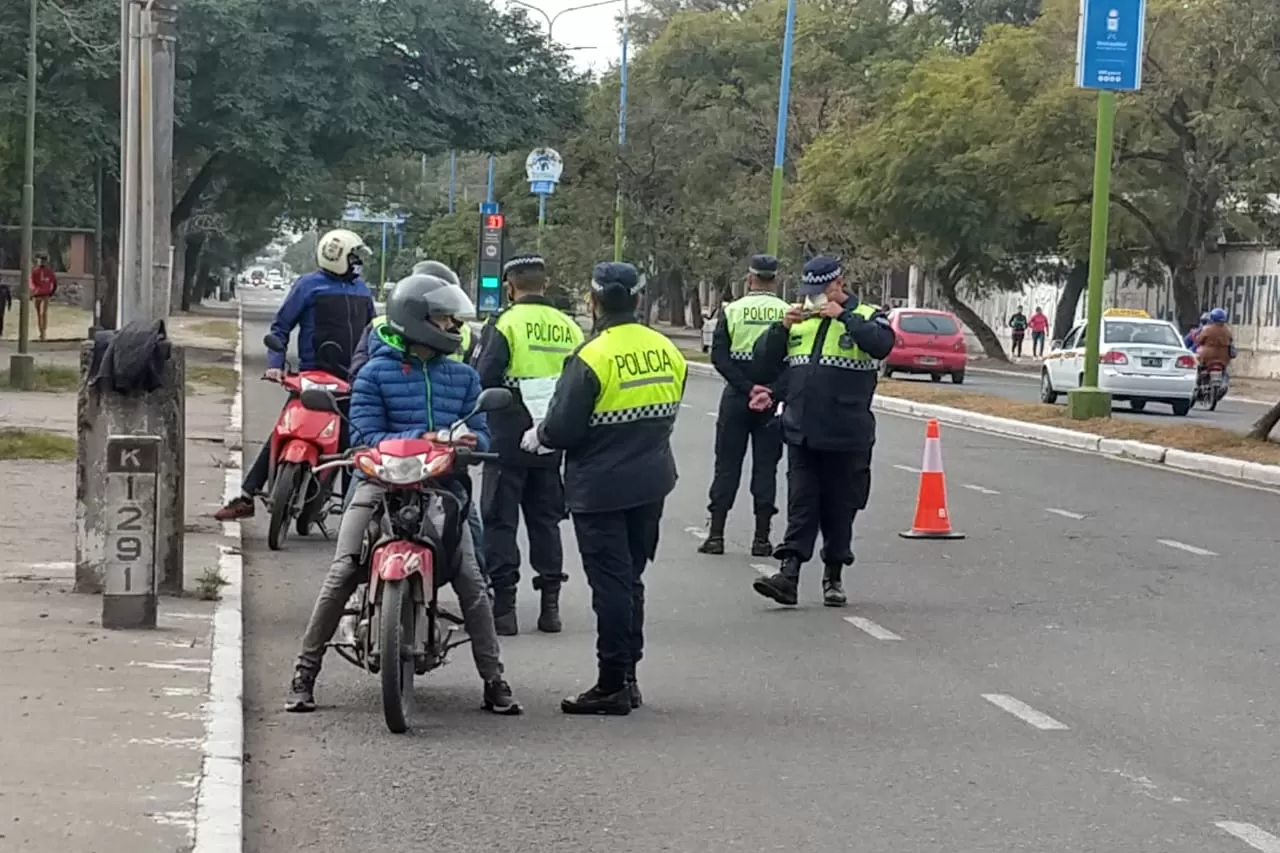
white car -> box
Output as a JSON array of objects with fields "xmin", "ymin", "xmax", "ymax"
[{"xmin": 1040, "ymin": 308, "xmax": 1197, "ymax": 415}]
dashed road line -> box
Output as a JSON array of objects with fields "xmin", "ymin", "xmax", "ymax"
[
  {"xmin": 1045, "ymin": 507, "xmax": 1086, "ymax": 520},
  {"xmin": 981, "ymin": 693, "xmax": 1069, "ymax": 730},
  {"xmin": 749, "ymin": 563, "xmax": 773, "ymax": 576},
  {"xmin": 1216, "ymin": 822, "xmax": 1280, "ymax": 853},
  {"xmin": 843, "ymin": 616, "xmax": 902, "ymax": 641},
  {"xmin": 705, "ymin": 411, "xmax": 718, "ymax": 417},
  {"xmin": 684, "ymin": 526, "xmax": 709, "ymax": 540},
  {"xmin": 962, "ymin": 483, "xmax": 1000, "ymax": 495},
  {"xmin": 1159, "ymin": 538, "xmax": 1218, "ymax": 557},
  {"xmin": 893, "ymin": 464, "xmax": 922, "ymax": 474},
  {"xmin": 679, "ymin": 403, "xmax": 692, "ymax": 409}
]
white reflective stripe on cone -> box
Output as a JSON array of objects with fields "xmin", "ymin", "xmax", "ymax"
[{"xmin": 921, "ymin": 438, "xmax": 944, "ymax": 473}]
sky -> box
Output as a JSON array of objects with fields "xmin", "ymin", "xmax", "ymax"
[{"xmin": 498, "ymin": 0, "xmax": 630, "ymax": 73}]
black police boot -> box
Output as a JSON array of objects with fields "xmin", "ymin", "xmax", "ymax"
[
  {"xmin": 492, "ymin": 586, "xmax": 518, "ymax": 636},
  {"xmin": 561, "ymin": 684, "xmax": 633, "ymax": 716},
  {"xmin": 752, "ymin": 556, "xmax": 801, "ymax": 606},
  {"xmin": 626, "ymin": 666, "xmax": 642, "ymax": 709},
  {"xmin": 697, "ymin": 510, "xmax": 727, "ymax": 555},
  {"xmin": 822, "ymin": 564, "xmax": 848, "ymax": 607},
  {"xmin": 537, "ymin": 586, "xmax": 562, "ymax": 634},
  {"xmin": 750, "ymin": 511, "xmax": 773, "ymax": 558}
]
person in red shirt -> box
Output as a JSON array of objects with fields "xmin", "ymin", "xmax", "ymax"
[
  {"xmin": 30, "ymin": 255, "xmax": 57, "ymax": 341},
  {"xmin": 1028, "ymin": 306, "xmax": 1050, "ymax": 357}
]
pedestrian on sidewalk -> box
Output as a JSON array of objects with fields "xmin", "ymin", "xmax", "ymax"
[
  {"xmin": 1028, "ymin": 306, "xmax": 1049, "ymax": 357},
  {"xmin": 30, "ymin": 255, "xmax": 57, "ymax": 341},
  {"xmin": 748, "ymin": 256, "xmax": 895, "ymax": 609},
  {"xmin": 698, "ymin": 254, "xmax": 788, "ymax": 558},
  {"xmin": 0, "ymin": 280, "xmax": 11, "ymax": 337},
  {"xmin": 1008, "ymin": 305, "xmax": 1028, "ymax": 358}
]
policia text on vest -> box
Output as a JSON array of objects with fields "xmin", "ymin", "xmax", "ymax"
[
  {"xmin": 474, "ymin": 297, "xmax": 585, "ymax": 635},
  {"xmin": 703, "ymin": 290, "xmax": 791, "ymax": 556}
]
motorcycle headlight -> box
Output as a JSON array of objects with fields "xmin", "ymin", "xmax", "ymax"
[
  {"xmin": 371, "ymin": 453, "xmax": 429, "ymax": 485},
  {"xmin": 300, "ymin": 377, "xmax": 342, "ymax": 392}
]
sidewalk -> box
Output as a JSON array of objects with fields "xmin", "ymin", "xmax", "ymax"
[{"xmin": 0, "ymin": 342, "xmax": 240, "ymax": 850}]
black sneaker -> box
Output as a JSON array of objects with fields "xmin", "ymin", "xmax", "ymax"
[
  {"xmin": 628, "ymin": 679, "xmax": 643, "ymax": 709},
  {"xmin": 561, "ymin": 685, "xmax": 632, "ymax": 716},
  {"xmin": 284, "ymin": 669, "xmax": 316, "ymax": 712},
  {"xmin": 482, "ymin": 678, "xmax": 523, "ymax": 715}
]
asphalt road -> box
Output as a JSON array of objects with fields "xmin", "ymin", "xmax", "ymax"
[
  {"xmin": 237, "ymin": 290, "xmax": 1280, "ymax": 853},
  {"xmin": 918, "ymin": 368, "xmax": 1271, "ymax": 435}
]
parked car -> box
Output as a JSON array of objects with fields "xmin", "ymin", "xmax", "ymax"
[
  {"xmin": 882, "ymin": 309, "xmax": 968, "ymax": 383},
  {"xmin": 1040, "ymin": 307, "xmax": 1196, "ymax": 415}
]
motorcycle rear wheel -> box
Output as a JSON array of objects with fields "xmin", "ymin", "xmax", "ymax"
[
  {"xmin": 267, "ymin": 462, "xmax": 304, "ymax": 551},
  {"xmin": 379, "ymin": 579, "xmax": 416, "ymax": 734}
]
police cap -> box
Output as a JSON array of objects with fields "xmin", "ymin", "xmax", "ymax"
[
  {"xmin": 591, "ymin": 262, "xmax": 643, "ymax": 295},
  {"xmin": 799, "ymin": 255, "xmax": 841, "ymax": 295},
  {"xmin": 502, "ymin": 253, "xmax": 546, "ymax": 280},
  {"xmin": 748, "ymin": 254, "xmax": 778, "ymax": 279}
]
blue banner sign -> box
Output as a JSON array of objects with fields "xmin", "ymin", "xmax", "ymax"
[
  {"xmin": 530, "ymin": 180, "xmax": 556, "ymax": 195},
  {"xmin": 1075, "ymin": 0, "xmax": 1147, "ymax": 91}
]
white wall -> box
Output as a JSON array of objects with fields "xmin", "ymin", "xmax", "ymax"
[{"xmin": 911, "ymin": 246, "xmax": 1280, "ymax": 379}]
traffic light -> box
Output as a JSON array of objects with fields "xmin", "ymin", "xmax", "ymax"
[{"xmin": 477, "ymin": 207, "xmax": 505, "ymax": 313}]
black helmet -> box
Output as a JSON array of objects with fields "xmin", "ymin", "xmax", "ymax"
[
  {"xmin": 385, "ymin": 274, "xmax": 476, "ymax": 355},
  {"xmin": 411, "ymin": 260, "xmax": 461, "ymax": 287}
]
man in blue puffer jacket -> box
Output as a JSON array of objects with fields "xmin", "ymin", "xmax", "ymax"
[{"xmin": 286, "ymin": 274, "xmax": 521, "ymax": 716}]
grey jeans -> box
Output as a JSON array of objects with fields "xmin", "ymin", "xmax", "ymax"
[{"xmin": 296, "ymin": 481, "xmax": 504, "ymax": 682}]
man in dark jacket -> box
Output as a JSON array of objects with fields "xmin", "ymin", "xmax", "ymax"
[{"xmin": 749, "ymin": 256, "xmax": 895, "ymax": 608}]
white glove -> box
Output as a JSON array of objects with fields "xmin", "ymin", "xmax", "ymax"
[{"xmin": 520, "ymin": 426, "xmax": 554, "ymax": 455}]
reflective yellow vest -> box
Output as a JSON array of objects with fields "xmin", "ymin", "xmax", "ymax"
[
  {"xmin": 577, "ymin": 323, "xmax": 687, "ymax": 427},
  {"xmin": 446, "ymin": 322, "xmax": 473, "ymax": 363},
  {"xmin": 723, "ymin": 291, "xmax": 790, "ymax": 359},
  {"xmin": 786, "ymin": 302, "xmax": 881, "ymax": 370},
  {"xmin": 492, "ymin": 302, "xmax": 584, "ymax": 380}
]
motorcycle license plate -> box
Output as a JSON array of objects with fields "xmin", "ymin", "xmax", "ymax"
[
  {"xmin": 917, "ymin": 356, "xmax": 938, "ymax": 365},
  {"xmin": 1141, "ymin": 357, "xmax": 1162, "ymax": 368},
  {"xmin": 1210, "ymin": 370, "xmax": 1223, "ymax": 381}
]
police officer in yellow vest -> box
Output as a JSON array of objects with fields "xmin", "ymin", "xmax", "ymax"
[
  {"xmin": 749, "ymin": 256, "xmax": 894, "ymax": 608},
  {"xmin": 474, "ymin": 253, "xmax": 584, "ymax": 636},
  {"xmin": 699, "ymin": 254, "xmax": 789, "ymax": 557},
  {"xmin": 532, "ymin": 261, "xmax": 686, "ymax": 716}
]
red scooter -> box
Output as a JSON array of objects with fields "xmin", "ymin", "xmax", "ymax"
[
  {"xmin": 261, "ymin": 334, "xmax": 352, "ymax": 551},
  {"xmin": 303, "ymin": 385, "xmax": 511, "ymax": 734}
]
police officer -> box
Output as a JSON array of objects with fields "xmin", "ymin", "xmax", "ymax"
[
  {"xmin": 531, "ymin": 262, "xmax": 686, "ymax": 716},
  {"xmin": 699, "ymin": 254, "xmax": 789, "ymax": 557},
  {"xmin": 749, "ymin": 256, "xmax": 894, "ymax": 608},
  {"xmin": 474, "ymin": 253, "xmax": 585, "ymax": 635}
]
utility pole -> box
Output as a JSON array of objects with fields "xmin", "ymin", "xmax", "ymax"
[
  {"xmin": 9, "ymin": 0, "xmax": 39, "ymax": 390},
  {"xmin": 151, "ymin": 0, "xmax": 178, "ymax": 319}
]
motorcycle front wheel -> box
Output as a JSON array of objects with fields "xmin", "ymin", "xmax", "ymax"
[
  {"xmin": 379, "ymin": 578, "xmax": 416, "ymax": 734},
  {"xmin": 267, "ymin": 462, "xmax": 304, "ymax": 551}
]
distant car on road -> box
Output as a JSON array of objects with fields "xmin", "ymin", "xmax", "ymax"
[
  {"xmin": 267, "ymin": 271, "xmax": 285, "ymax": 291},
  {"xmin": 1040, "ymin": 308, "xmax": 1196, "ymax": 416},
  {"xmin": 882, "ymin": 308, "xmax": 968, "ymax": 384}
]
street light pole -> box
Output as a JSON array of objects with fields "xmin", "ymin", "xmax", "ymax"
[
  {"xmin": 613, "ymin": 0, "xmax": 629, "ymax": 262},
  {"xmin": 10, "ymin": 0, "xmax": 39, "ymax": 389},
  {"xmin": 765, "ymin": 0, "xmax": 798, "ymax": 258}
]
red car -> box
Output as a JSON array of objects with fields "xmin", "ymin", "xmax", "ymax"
[{"xmin": 881, "ymin": 309, "xmax": 967, "ymax": 384}]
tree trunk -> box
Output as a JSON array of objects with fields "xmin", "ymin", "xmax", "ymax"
[
  {"xmin": 665, "ymin": 269, "xmax": 685, "ymax": 326},
  {"xmin": 1249, "ymin": 401, "xmax": 1280, "ymax": 441},
  {"xmin": 1052, "ymin": 260, "xmax": 1088, "ymax": 341},
  {"xmin": 688, "ymin": 286, "xmax": 703, "ymax": 326},
  {"xmin": 1169, "ymin": 261, "xmax": 1201, "ymax": 332},
  {"xmin": 182, "ymin": 233, "xmax": 205, "ymax": 312},
  {"xmin": 939, "ymin": 273, "xmax": 1007, "ymax": 360}
]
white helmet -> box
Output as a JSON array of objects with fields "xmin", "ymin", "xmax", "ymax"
[{"xmin": 316, "ymin": 229, "xmax": 370, "ymax": 278}]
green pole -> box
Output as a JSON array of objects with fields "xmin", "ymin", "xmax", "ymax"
[
  {"xmin": 1067, "ymin": 90, "xmax": 1116, "ymax": 420},
  {"xmin": 10, "ymin": 0, "xmax": 39, "ymax": 389}
]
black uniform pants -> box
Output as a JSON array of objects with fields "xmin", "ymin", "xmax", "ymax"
[
  {"xmin": 707, "ymin": 393, "xmax": 782, "ymax": 517},
  {"xmin": 572, "ymin": 500, "xmax": 664, "ymax": 692},
  {"xmin": 481, "ymin": 461, "xmax": 567, "ymax": 592},
  {"xmin": 777, "ymin": 444, "xmax": 872, "ymax": 566}
]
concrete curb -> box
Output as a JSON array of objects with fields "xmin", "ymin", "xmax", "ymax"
[
  {"xmin": 193, "ymin": 301, "xmax": 244, "ymax": 853},
  {"xmin": 684, "ymin": 360, "xmax": 1280, "ymax": 489},
  {"xmin": 965, "ymin": 365, "xmax": 1275, "ymax": 406}
]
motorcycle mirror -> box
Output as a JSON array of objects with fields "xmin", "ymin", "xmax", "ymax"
[
  {"xmin": 263, "ymin": 333, "xmax": 286, "ymax": 353},
  {"xmin": 317, "ymin": 340, "xmax": 348, "ymax": 378},
  {"xmin": 299, "ymin": 388, "xmax": 340, "ymax": 414},
  {"xmin": 474, "ymin": 387, "xmax": 513, "ymax": 414}
]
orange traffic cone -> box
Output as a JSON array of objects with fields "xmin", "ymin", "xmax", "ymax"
[{"xmin": 899, "ymin": 419, "xmax": 966, "ymax": 540}]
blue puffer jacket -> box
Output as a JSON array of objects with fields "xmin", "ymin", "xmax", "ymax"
[{"xmin": 349, "ymin": 328, "xmax": 491, "ymax": 451}]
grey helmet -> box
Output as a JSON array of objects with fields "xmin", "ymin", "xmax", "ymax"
[
  {"xmin": 385, "ymin": 274, "xmax": 476, "ymax": 355},
  {"xmin": 411, "ymin": 260, "xmax": 461, "ymax": 286}
]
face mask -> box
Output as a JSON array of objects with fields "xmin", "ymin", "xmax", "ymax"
[{"xmin": 348, "ymin": 258, "xmax": 363, "ymax": 278}]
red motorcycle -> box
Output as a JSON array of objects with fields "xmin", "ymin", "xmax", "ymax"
[
  {"xmin": 303, "ymin": 385, "xmax": 511, "ymax": 734},
  {"xmin": 261, "ymin": 334, "xmax": 352, "ymax": 551},
  {"xmin": 1195, "ymin": 360, "xmax": 1229, "ymax": 412}
]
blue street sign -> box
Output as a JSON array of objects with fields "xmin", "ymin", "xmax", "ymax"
[
  {"xmin": 478, "ymin": 290, "xmax": 501, "ymax": 312},
  {"xmin": 1075, "ymin": 0, "xmax": 1146, "ymax": 91},
  {"xmin": 529, "ymin": 180, "xmax": 556, "ymax": 195},
  {"xmin": 480, "ymin": 202, "xmax": 499, "ymax": 215}
]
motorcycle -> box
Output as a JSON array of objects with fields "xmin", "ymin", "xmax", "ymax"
[
  {"xmin": 302, "ymin": 385, "xmax": 512, "ymax": 734},
  {"xmin": 1194, "ymin": 361, "xmax": 1228, "ymax": 412},
  {"xmin": 261, "ymin": 334, "xmax": 352, "ymax": 551}
]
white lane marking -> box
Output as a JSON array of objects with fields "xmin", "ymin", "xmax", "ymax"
[
  {"xmin": 843, "ymin": 616, "xmax": 902, "ymax": 641},
  {"xmin": 1159, "ymin": 539, "xmax": 1218, "ymax": 557},
  {"xmin": 1216, "ymin": 822, "xmax": 1280, "ymax": 853},
  {"xmin": 893, "ymin": 464, "xmax": 922, "ymax": 474},
  {"xmin": 1045, "ymin": 507, "xmax": 1086, "ymax": 520},
  {"xmin": 684, "ymin": 526, "xmax": 709, "ymax": 540},
  {"xmin": 679, "ymin": 403, "xmax": 691, "ymax": 409},
  {"xmin": 981, "ymin": 693, "xmax": 1069, "ymax": 730},
  {"xmin": 749, "ymin": 563, "xmax": 773, "ymax": 576},
  {"xmin": 962, "ymin": 483, "xmax": 1000, "ymax": 495},
  {"xmin": 705, "ymin": 411, "xmax": 718, "ymax": 417}
]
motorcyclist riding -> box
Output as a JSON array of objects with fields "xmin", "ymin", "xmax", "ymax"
[
  {"xmin": 1184, "ymin": 312, "xmax": 1210, "ymax": 350},
  {"xmin": 1194, "ymin": 307, "xmax": 1236, "ymax": 392},
  {"xmin": 216, "ymin": 228, "xmax": 375, "ymax": 521}
]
